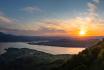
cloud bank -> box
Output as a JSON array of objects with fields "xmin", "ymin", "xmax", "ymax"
[{"xmin": 0, "ymin": 0, "xmax": 104, "ymax": 36}]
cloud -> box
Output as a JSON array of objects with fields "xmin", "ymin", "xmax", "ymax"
[
  {"xmin": 93, "ymin": 0, "xmax": 100, "ymax": 3},
  {"xmin": 0, "ymin": 11, "xmax": 17, "ymax": 31},
  {"xmin": 22, "ymin": 6, "xmax": 41, "ymax": 13},
  {"xmin": 0, "ymin": 0, "xmax": 103, "ymax": 36},
  {"xmin": 0, "ymin": 26, "xmax": 66, "ymax": 36},
  {"xmin": 0, "ymin": 11, "xmax": 15, "ymax": 24},
  {"xmin": 0, "ymin": 17, "xmax": 104, "ymax": 36},
  {"xmin": 0, "ymin": 16, "xmax": 14, "ymax": 24},
  {"xmin": 87, "ymin": 0, "xmax": 101, "ymax": 23}
]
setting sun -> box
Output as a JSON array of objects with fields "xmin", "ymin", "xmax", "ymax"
[{"xmin": 79, "ymin": 30, "xmax": 86, "ymax": 36}]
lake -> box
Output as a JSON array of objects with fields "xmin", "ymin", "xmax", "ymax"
[{"xmin": 0, "ymin": 42, "xmax": 85, "ymax": 55}]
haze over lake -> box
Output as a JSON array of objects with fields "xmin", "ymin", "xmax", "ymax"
[{"xmin": 0, "ymin": 42, "xmax": 85, "ymax": 55}]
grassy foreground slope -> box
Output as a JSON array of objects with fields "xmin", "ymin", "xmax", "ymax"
[
  {"xmin": 0, "ymin": 48, "xmax": 71, "ymax": 70},
  {"xmin": 58, "ymin": 39, "xmax": 104, "ymax": 70}
]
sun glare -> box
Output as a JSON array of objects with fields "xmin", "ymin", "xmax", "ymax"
[{"xmin": 79, "ymin": 30, "xmax": 86, "ymax": 36}]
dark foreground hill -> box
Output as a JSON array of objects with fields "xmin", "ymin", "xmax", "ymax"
[
  {"xmin": 0, "ymin": 48, "xmax": 71, "ymax": 70},
  {"xmin": 57, "ymin": 39, "xmax": 104, "ymax": 70}
]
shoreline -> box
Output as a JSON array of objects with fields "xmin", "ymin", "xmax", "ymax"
[{"xmin": 0, "ymin": 42, "xmax": 85, "ymax": 55}]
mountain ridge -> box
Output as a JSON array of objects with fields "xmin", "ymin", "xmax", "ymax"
[{"xmin": 0, "ymin": 32, "xmax": 101, "ymax": 47}]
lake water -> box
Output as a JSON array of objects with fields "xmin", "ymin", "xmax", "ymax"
[{"xmin": 0, "ymin": 42, "xmax": 85, "ymax": 55}]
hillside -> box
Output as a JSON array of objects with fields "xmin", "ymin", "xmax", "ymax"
[
  {"xmin": 0, "ymin": 48, "xmax": 71, "ymax": 70},
  {"xmin": 57, "ymin": 39, "xmax": 104, "ymax": 70}
]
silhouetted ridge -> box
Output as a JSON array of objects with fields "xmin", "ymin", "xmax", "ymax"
[
  {"xmin": 0, "ymin": 48, "xmax": 71, "ymax": 70},
  {"xmin": 57, "ymin": 38, "xmax": 104, "ymax": 70},
  {"xmin": 0, "ymin": 32, "xmax": 103, "ymax": 47},
  {"xmin": 92, "ymin": 38, "xmax": 104, "ymax": 47}
]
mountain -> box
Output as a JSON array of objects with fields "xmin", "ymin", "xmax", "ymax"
[
  {"xmin": 0, "ymin": 32, "xmax": 45, "ymax": 42},
  {"xmin": 28, "ymin": 38, "xmax": 99, "ymax": 47},
  {"xmin": 0, "ymin": 32, "xmax": 102, "ymax": 47},
  {"xmin": 0, "ymin": 48, "xmax": 71, "ymax": 70},
  {"xmin": 57, "ymin": 38, "xmax": 104, "ymax": 70}
]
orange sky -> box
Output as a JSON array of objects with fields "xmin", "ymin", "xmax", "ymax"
[{"xmin": 44, "ymin": 17, "xmax": 104, "ymax": 37}]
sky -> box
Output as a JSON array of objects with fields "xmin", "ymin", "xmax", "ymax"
[{"xmin": 0, "ymin": 0, "xmax": 104, "ymax": 37}]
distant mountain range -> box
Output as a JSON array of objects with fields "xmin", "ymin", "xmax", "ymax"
[
  {"xmin": 0, "ymin": 32, "xmax": 103, "ymax": 47},
  {"xmin": 0, "ymin": 32, "xmax": 47, "ymax": 42}
]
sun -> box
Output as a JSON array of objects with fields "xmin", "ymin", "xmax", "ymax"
[{"xmin": 79, "ymin": 30, "xmax": 86, "ymax": 36}]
